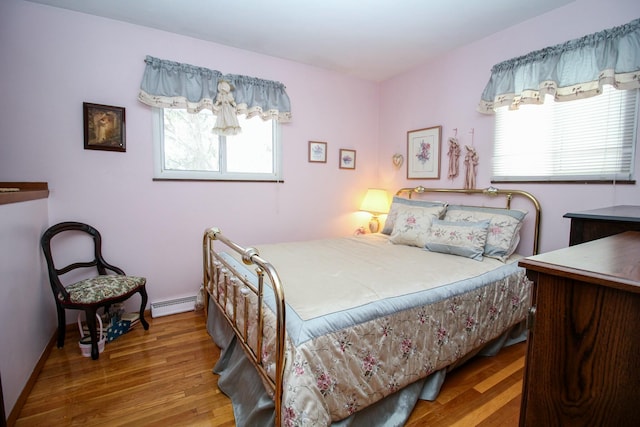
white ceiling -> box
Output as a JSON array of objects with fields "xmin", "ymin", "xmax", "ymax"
[{"xmin": 26, "ymin": 0, "xmax": 574, "ymax": 81}]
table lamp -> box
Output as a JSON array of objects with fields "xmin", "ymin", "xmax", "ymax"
[{"xmin": 360, "ymin": 188, "xmax": 390, "ymax": 233}]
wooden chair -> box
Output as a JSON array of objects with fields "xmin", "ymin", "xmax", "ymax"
[{"xmin": 41, "ymin": 221, "xmax": 149, "ymax": 360}]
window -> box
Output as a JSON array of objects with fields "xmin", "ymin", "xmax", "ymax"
[
  {"xmin": 152, "ymin": 108, "xmax": 282, "ymax": 181},
  {"xmin": 492, "ymin": 86, "xmax": 638, "ymax": 182}
]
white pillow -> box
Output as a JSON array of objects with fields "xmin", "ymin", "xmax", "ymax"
[
  {"xmin": 389, "ymin": 205, "xmax": 446, "ymax": 247},
  {"xmin": 381, "ymin": 196, "xmax": 447, "ymax": 235}
]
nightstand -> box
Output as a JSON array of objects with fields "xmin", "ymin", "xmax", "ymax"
[{"xmin": 563, "ymin": 205, "xmax": 640, "ymax": 245}]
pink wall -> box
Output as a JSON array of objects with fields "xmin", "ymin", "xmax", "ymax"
[
  {"xmin": 379, "ymin": 0, "xmax": 640, "ymax": 254},
  {"xmin": 0, "ymin": 0, "xmax": 380, "ymax": 309}
]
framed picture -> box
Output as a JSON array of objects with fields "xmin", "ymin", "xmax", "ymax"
[
  {"xmin": 83, "ymin": 102, "xmax": 126, "ymax": 152},
  {"xmin": 308, "ymin": 141, "xmax": 327, "ymax": 163},
  {"xmin": 339, "ymin": 149, "xmax": 356, "ymax": 170},
  {"xmin": 407, "ymin": 125, "xmax": 441, "ymax": 179}
]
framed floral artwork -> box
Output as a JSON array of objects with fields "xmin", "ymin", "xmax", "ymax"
[
  {"xmin": 339, "ymin": 149, "xmax": 356, "ymax": 170},
  {"xmin": 308, "ymin": 141, "xmax": 327, "ymax": 163},
  {"xmin": 83, "ymin": 102, "xmax": 126, "ymax": 152},
  {"xmin": 407, "ymin": 125, "xmax": 441, "ymax": 179}
]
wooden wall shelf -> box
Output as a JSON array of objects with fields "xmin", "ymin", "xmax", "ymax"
[{"xmin": 0, "ymin": 182, "xmax": 49, "ymax": 205}]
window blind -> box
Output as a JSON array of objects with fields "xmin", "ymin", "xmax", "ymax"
[{"xmin": 492, "ymin": 86, "xmax": 638, "ymax": 182}]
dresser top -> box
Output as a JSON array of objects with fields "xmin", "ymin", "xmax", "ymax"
[
  {"xmin": 563, "ymin": 205, "xmax": 640, "ymax": 222},
  {"xmin": 519, "ymin": 231, "xmax": 640, "ymax": 293}
]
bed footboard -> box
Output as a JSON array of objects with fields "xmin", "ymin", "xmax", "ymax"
[{"xmin": 202, "ymin": 227, "xmax": 286, "ymax": 426}]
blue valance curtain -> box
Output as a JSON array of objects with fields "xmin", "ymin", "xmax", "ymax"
[
  {"xmin": 138, "ymin": 55, "xmax": 292, "ymax": 134},
  {"xmin": 478, "ymin": 18, "xmax": 640, "ymax": 114}
]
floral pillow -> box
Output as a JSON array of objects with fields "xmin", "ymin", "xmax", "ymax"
[
  {"xmin": 424, "ymin": 219, "xmax": 490, "ymax": 261},
  {"xmin": 389, "ymin": 205, "xmax": 446, "ymax": 247},
  {"xmin": 381, "ymin": 196, "xmax": 447, "ymax": 235},
  {"xmin": 443, "ymin": 205, "xmax": 527, "ymax": 261}
]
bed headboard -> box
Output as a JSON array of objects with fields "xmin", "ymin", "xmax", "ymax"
[{"xmin": 395, "ymin": 186, "xmax": 541, "ymax": 255}]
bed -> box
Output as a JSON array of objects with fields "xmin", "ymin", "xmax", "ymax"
[{"xmin": 202, "ymin": 186, "xmax": 541, "ymax": 426}]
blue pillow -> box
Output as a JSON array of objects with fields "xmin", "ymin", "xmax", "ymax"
[
  {"xmin": 443, "ymin": 205, "xmax": 527, "ymax": 261},
  {"xmin": 424, "ymin": 219, "xmax": 490, "ymax": 261}
]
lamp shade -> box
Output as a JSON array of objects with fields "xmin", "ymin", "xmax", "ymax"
[{"xmin": 360, "ymin": 188, "xmax": 390, "ymax": 214}]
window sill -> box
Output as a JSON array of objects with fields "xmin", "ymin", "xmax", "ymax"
[
  {"xmin": 491, "ymin": 179, "xmax": 636, "ymax": 185},
  {"xmin": 152, "ymin": 178, "xmax": 285, "ymax": 183},
  {"xmin": 0, "ymin": 182, "xmax": 49, "ymax": 205}
]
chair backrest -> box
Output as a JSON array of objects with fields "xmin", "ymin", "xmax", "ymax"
[{"xmin": 41, "ymin": 222, "xmax": 124, "ymax": 301}]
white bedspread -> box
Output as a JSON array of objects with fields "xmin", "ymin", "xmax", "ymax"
[{"xmin": 234, "ymin": 233, "xmax": 518, "ymax": 320}]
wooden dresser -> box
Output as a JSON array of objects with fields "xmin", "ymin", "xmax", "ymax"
[
  {"xmin": 564, "ymin": 205, "xmax": 640, "ymax": 245},
  {"xmin": 518, "ymin": 232, "xmax": 640, "ymax": 427}
]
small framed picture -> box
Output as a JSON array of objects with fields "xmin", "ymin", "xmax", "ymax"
[
  {"xmin": 83, "ymin": 102, "xmax": 126, "ymax": 152},
  {"xmin": 407, "ymin": 125, "xmax": 441, "ymax": 179},
  {"xmin": 339, "ymin": 149, "xmax": 356, "ymax": 170},
  {"xmin": 308, "ymin": 141, "xmax": 327, "ymax": 163}
]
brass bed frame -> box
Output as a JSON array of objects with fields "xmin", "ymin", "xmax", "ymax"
[{"xmin": 202, "ymin": 186, "xmax": 541, "ymax": 426}]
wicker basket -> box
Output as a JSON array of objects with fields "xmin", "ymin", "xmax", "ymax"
[{"xmin": 77, "ymin": 313, "xmax": 106, "ymax": 357}]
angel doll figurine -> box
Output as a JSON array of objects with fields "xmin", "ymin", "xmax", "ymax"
[
  {"xmin": 447, "ymin": 137, "xmax": 461, "ymax": 179},
  {"xmin": 464, "ymin": 145, "xmax": 479, "ymax": 189},
  {"xmin": 212, "ymin": 80, "xmax": 241, "ymax": 135}
]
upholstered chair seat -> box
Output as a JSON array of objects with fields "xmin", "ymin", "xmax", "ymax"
[{"xmin": 61, "ymin": 275, "xmax": 147, "ymax": 304}]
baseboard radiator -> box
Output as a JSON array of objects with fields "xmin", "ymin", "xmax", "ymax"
[{"xmin": 150, "ymin": 295, "xmax": 197, "ymax": 318}]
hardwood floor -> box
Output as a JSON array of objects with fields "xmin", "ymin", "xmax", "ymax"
[
  {"xmin": 405, "ymin": 342, "xmax": 525, "ymax": 426},
  {"xmin": 13, "ymin": 311, "xmax": 525, "ymax": 426}
]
